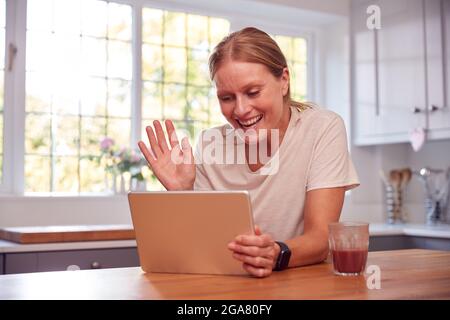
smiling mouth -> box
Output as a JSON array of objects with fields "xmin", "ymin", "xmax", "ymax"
[{"xmin": 236, "ymin": 114, "xmax": 263, "ymax": 128}]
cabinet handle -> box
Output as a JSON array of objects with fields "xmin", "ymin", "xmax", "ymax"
[
  {"xmin": 7, "ymin": 43, "xmax": 17, "ymax": 71},
  {"xmin": 90, "ymin": 261, "xmax": 102, "ymax": 269},
  {"xmin": 413, "ymin": 107, "xmax": 424, "ymax": 113},
  {"xmin": 428, "ymin": 105, "xmax": 441, "ymax": 112},
  {"xmin": 66, "ymin": 264, "xmax": 81, "ymax": 271}
]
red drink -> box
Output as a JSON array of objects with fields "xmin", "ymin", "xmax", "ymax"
[{"xmin": 331, "ymin": 248, "xmax": 368, "ymax": 274}]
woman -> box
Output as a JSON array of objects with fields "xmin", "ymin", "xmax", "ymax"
[{"xmin": 138, "ymin": 27, "xmax": 359, "ymax": 278}]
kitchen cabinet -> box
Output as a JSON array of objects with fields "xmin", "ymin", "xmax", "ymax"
[
  {"xmin": 351, "ymin": 0, "xmax": 450, "ymax": 145},
  {"xmin": 430, "ymin": 0, "xmax": 450, "ymax": 139},
  {"xmin": 4, "ymin": 247, "xmax": 139, "ymax": 274},
  {"xmin": 369, "ymin": 235, "xmax": 450, "ymax": 251}
]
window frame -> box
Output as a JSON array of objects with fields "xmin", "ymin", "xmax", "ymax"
[{"xmin": 1, "ymin": 0, "xmax": 316, "ymax": 196}]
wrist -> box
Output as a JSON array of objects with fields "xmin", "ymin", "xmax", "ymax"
[
  {"xmin": 273, "ymin": 241, "xmax": 291, "ymax": 271},
  {"xmin": 272, "ymin": 242, "xmax": 281, "ymax": 270}
]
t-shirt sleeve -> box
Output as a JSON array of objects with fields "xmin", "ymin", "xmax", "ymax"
[
  {"xmin": 193, "ymin": 131, "xmax": 214, "ymax": 191},
  {"xmin": 306, "ymin": 114, "xmax": 360, "ymax": 192}
]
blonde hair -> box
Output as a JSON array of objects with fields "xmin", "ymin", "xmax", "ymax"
[{"xmin": 209, "ymin": 27, "xmax": 311, "ymax": 111}]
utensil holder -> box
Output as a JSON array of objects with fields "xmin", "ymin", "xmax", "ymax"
[{"xmin": 385, "ymin": 185, "xmax": 404, "ymax": 224}]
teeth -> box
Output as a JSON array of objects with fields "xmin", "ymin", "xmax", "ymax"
[{"xmin": 238, "ymin": 115, "xmax": 263, "ymax": 127}]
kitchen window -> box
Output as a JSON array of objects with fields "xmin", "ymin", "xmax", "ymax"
[
  {"xmin": 273, "ymin": 35, "xmax": 308, "ymax": 102},
  {"xmin": 1, "ymin": 0, "xmax": 310, "ymax": 195}
]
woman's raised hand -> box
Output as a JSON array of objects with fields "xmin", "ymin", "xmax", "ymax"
[{"xmin": 138, "ymin": 120, "xmax": 196, "ymax": 191}]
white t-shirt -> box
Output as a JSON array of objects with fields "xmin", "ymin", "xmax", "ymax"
[{"xmin": 193, "ymin": 105, "xmax": 360, "ymax": 241}]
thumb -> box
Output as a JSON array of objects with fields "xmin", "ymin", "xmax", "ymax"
[{"xmin": 254, "ymin": 225, "xmax": 262, "ymax": 236}]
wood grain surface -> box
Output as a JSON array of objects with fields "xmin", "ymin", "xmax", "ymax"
[
  {"xmin": 0, "ymin": 249, "xmax": 449, "ymax": 299},
  {"xmin": 0, "ymin": 225, "xmax": 135, "ymax": 243}
]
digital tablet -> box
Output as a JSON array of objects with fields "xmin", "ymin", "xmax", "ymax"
[{"xmin": 128, "ymin": 191, "xmax": 255, "ymax": 275}]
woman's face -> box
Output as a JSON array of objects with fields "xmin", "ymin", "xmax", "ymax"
[{"xmin": 213, "ymin": 60, "xmax": 290, "ymax": 144}]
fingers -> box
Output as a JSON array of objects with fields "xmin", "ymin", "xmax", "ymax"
[
  {"xmin": 138, "ymin": 141, "xmax": 156, "ymax": 166},
  {"xmin": 165, "ymin": 120, "xmax": 180, "ymax": 149},
  {"xmin": 228, "ymin": 242, "xmax": 276, "ymax": 260},
  {"xmin": 234, "ymin": 233, "xmax": 274, "ymax": 248},
  {"xmin": 243, "ymin": 263, "xmax": 272, "ymax": 278},
  {"xmin": 232, "ymin": 252, "xmax": 273, "ymax": 268},
  {"xmin": 181, "ymin": 137, "xmax": 194, "ymax": 165},
  {"xmin": 145, "ymin": 125, "xmax": 163, "ymax": 158},
  {"xmin": 153, "ymin": 120, "xmax": 170, "ymax": 152}
]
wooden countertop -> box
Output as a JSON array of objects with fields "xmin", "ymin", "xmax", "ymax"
[
  {"xmin": 1, "ymin": 249, "xmax": 449, "ymax": 299},
  {"xmin": 0, "ymin": 225, "xmax": 135, "ymax": 244}
]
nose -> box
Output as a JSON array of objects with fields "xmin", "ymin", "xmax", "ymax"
[{"xmin": 234, "ymin": 95, "xmax": 252, "ymax": 118}]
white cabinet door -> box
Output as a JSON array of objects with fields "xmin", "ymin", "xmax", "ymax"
[
  {"xmin": 376, "ymin": 0, "xmax": 426, "ymax": 142},
  {"xmin": 352, "ymin": 0, "xmax": 427, "ymax": 145},
  {"xmin": 352, "ymin": 0, "xmax": 378, "ymax": 144},
  {"xmin": 427, "ymin": 0, "xmax": 450, "ymax": 140}
]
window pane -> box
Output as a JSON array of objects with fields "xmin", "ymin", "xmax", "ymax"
[
  {"xmin": 209, "ymin": 17, "xmax": 230, "ymax": 49},
  {"xmin": 81, "ymin": 37, "xmax": 107, "ymax": 78},
  {"xmin": 25, "ymin": 0, "xmax": 132, "ymax": 193},
  {"xmin": 81, "ymin": 0, "xmax": 107, "ymax": 38},
  {"xmin": 27, "ymin": 0, "xmax": 53, "ymax": 32},
  {"xmin": 25, "ymin": 114, "xmax": 51, "ymax": 155},
  {"xmin": 107, "ymin": 40, "xmax": 132, "ymax": 80},
  {"xmin": 26, "ymin": 72, "xmax": 52, "ymax": 113},
  {"xmin": 163, "ymin": 12, "xmax": 186, "ymax": 47},
  {"xmin": 53, "ymin": 116, "xmax": 80, "ymax": 156},
  {"xmin": 0, "ymin": 29, "xmax": 4, "ymax": 69},
  {"xmin": 209, "ymin": 87, "xmax": 224, "ymax": 125},
  {"xmin": 25, "ymin": 156, "xmax": 51, "ymax": 192},
  {"xmin": 54, "ymin": 0, "xmax": 81, "ymax": 35},
  {"xmin": 26, "ymin": 31, "xmax": 54, "ymax": 72},
  {"xmin": 0, "ymin": 0, "xmax": 5, "ymax": 28},
  {"xmin": 54, "ymin": 156, "xmax": 79, "ymax": 192},
  {"xmin": 142, "ymin": 81, "xmax": 162, "ymax": 119},
  {"xmin": 294, "ymin": 38, "xmax": 307, "ymax": 63},
  {"xmin": 273, "ymin": 34, "xmax": 308, "ymax": 101},
  {"xmin": 52, "ymin": 75, "xmax": 80, "ymax": 115},
  {"xmin": 141, "ymin": 8, "xmax": 230, "ymax": 192},
  {"xmin": 108, "ymin": 2, "xmax": 131, "ymax": 41},
  {"xmin": 80, "ymin": 77, "xmax": 106, "ymax": 116},
  {"xmin": 187, "ymin": 49, "xmax": 210, "ymax": 86},
  {"xmin": 291, "ymin": 62, "xmax": 307, "ymax": 100},
  {"xmin": 108, "ymin": 79, "xmax": 131, "ymax": 118},
  {"xmin": 0, "ymin": 70, "xmax": 3, "ymax": 111},
  {"xmin": 187, "ymin": 86, "xmax": 209, "ymax": 122},
  {"xmin": 187, "ymin": 15, "xmax": 208, "ymax": 50},
  {"xmin": 142, "ymin": 44, "xmax": 163, "ymax": 81},
  {"xmin": 274, "ymin": 35, "xmax": 293, "ymax": 59},
  {"xmin": 142, "ymin": 8, "xmax": 162, "ymax": 45},
  {"xmin": 164, "ymin": 46, "xmax": 186, "ymax": 83},
  {"xmin": 79, "ymin": 157, "xmax": 104, "ymax": 192},
  {"xmin": 163, "ymin": 84, "xmax": 186, "ymax": 120},
  {"xmin": 108, "ymin": 118, "xmax": 130, "ymax": 148},
  {"xmin": 80, "ymin": 117, "xmax": 106, "ymax": 156}
]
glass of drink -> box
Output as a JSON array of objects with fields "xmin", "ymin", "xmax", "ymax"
[{"xmin": 328, "ymin": 222, "xmax": 369, "ymax": 276}]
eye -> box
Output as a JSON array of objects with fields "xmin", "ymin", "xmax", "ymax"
[
  {"xmin": 219, "ymin": 95, "xmax": 233, "ymax": 102},
  {"xmin": 248, "ymin": 90, "xmax": 260, "ymax": 97}
]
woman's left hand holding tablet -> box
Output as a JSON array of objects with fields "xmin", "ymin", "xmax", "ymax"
[{"xmin": 227, "ymin": 225, "xmax": 278, "ymax": 278}]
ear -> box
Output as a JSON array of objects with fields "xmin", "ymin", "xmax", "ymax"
[{"xmin": 280, "ymin": 67, "xmax": 290, "ymax": 96}]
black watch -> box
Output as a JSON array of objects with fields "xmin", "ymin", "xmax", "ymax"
[{"xmin": 274, "ymin": 241, "xmax": 291, "ymax": 271}]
